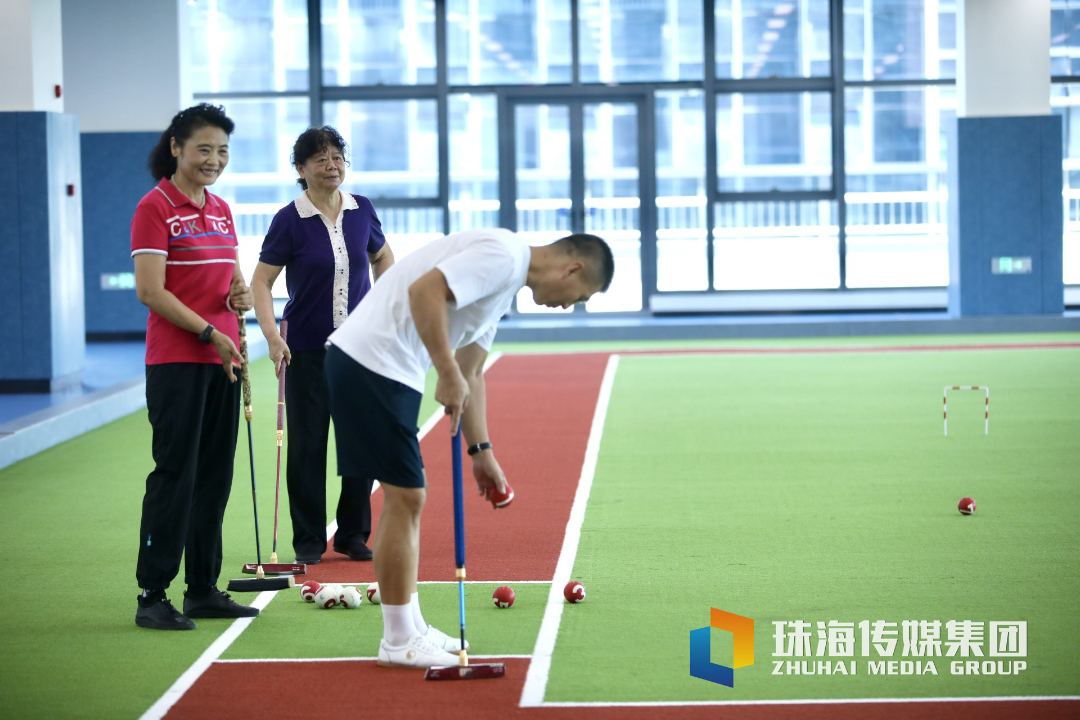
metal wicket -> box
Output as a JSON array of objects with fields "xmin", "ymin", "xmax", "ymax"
[{"xmin": 943, "ymin": 386, "xmax": 989, "ymax": 436}]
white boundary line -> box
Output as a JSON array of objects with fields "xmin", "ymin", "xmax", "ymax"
[
  {"xmin": 214, "ymin": 654, "xmax": 532, "ymax": 664},
  {"xmin": 539, "ymin": 696, "xmax": 1080, "ymax": 707},
  {"xmin": 138, "ymin": 352, "xmax": 505, "ymax": 719},
  {"xmin": 138, "ymin": 591, "xmax": 278, "ymax": 720},
  {"xmin": 328, "ymin": 580, "xmax": 550, "ymax": 586},
  {"xmin": 519, "ymin": 354, "xmax": 620, "ymax": 708}
]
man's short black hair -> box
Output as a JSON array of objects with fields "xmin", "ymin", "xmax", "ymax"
[{"xmin": 553, "ymin": 233, "xmax": 615, "ymax": 292}]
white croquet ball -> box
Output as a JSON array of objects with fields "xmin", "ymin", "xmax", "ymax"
[
  {"xmin": 314, "ymin": 584, "xmax": 341, "ymax": 609},
  {"xmin": 340, "ymin": 586, "xmax": 363, "ymax": 609},
  {"xmin": 365, "ymin": 582, "xmax": 381, "ymax": 605},
  {"xmin": 300, "ymin": 580, "xmax": 322, "ymax": 603}
]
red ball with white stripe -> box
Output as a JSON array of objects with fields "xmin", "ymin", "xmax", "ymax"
[
  {"xmin": 300, "ymin": 580, "xmax": 322, "ymax": 603},
  {"xmin": 490, "ymin": 482, "xmax": 514, "ymax": 508},
  {"xmin": 958, "ymin": 497, "xmax": 976, "ymax": 515},
  {"xmin": 563, "ymin": 581, "xmax": 586, "ymax": 603},
  {"xmin": 493, "ymin": 585, "xmax": 515, "ymax": 608}
]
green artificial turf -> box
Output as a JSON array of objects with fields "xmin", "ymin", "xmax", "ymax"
[
  {"xmin": 545, "ymin": 348, "xmax": 1080, "ymax": 702},
  {"xmin": 0, "ymin": 357, "xmax": 440, "ymax": 719},
  {"xmin": 492, "ymin": 331, "xmax": 1080, "ymax": 355},
  {"xmin": 222, "ymin": 582, "xmax": 547, "ymax": 660},
  {"xmin": 1, "ymin": 340, "xmax": 1077, "ymax": 718}
]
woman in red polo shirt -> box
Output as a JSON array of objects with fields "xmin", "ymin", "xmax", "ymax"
[{"xmin": 130, "ymin": 103, "xmax": 259, "ymax": 630}]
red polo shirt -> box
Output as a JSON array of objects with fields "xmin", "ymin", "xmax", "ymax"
[{"xmin": 131, "ymin": 178, "xmax": 241, "ymax": 365}]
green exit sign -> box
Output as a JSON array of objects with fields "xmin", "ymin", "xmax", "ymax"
[
  {"xmin": 991, "ymin": 257, "xmax": 1032, "ymax": 275},
  {"xmin": 100, "ymin": 272, "xmax": 136, "ymax": 290}
]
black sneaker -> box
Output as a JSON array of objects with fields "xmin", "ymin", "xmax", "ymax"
[
  {"xmin": 136, "ymin": 594, "xmax": 196, "ymax": 630},
  {"xmin": 294, "ymin": 549, "xmax": 323, "ymax": 564},
  {"xmin": 333, "ymin": 538, "xmax": 373, "ymax": 561},
  {"xmin": 183, "ymin": 587, "xmax": 260, "ymax": 619}
]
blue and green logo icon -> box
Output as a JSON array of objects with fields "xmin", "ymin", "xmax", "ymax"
[{"xmin": 690, "ymin": 608, "xmax": 754, "ymax": 687}]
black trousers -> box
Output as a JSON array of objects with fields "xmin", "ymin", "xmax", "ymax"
[
  {"xmin": 136, "ymin": 363, "xmax": 240, "ymax": 591},
  {"xmin": 286, "ymin": 347, "xmax": 373, "ymax": 555}
]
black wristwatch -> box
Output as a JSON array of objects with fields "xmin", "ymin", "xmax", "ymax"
[
  {"xmin": 198, "ymin": 324, "xmax": 215, "ymax": 344},
  {"xmin": 467, "ymin": 442, "xmax": 493, "ymax": 456}
]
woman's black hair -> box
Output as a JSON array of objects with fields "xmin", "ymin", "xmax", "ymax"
[
  {"xmin": 148, "ymin": 103, "xmax": 235, "ymax": 181},
  {"xmin": 291, "ymin": 126, "xmax": 349, "ymax": 190}
]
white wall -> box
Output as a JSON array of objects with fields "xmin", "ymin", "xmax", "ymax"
[
  {"xmin": 61, "ymin": 0, "xmax": 190, "ymax": 132},
  {"xmin": 0, "ymin": 0, "xmax": 64, "ymax": 112},
  {"xmin": 958, "ymin": 0, "xmax": 1051, "ymax": 118}
]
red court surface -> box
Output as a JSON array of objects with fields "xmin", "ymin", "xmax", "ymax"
[
  {"xmin": 163, "ymin": 352, "xmax": 1078, "ymax": 720},
  {"xmin": 302, "ymin": 352, "xmax": 611, "ymax": 585},
  {"xmin": 169, "ymin": 659, "xmax": 1080, "ymax": 720}
]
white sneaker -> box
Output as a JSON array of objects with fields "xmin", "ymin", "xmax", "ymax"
[
  {"xmin": 377, "ymin": 633, "xmax": 460, "ymax": 669},
  {"xmin": 422, "ymin": 624, "xmax": 470, "ymax": 653}
]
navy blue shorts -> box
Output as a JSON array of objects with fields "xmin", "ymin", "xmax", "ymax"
[{"xmin": 324, "ymin": 344, "xmax": 426, "ymax": 489}]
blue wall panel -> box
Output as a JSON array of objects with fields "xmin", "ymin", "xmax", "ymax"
[
  {"xmin": 80, "ymin": 132, "xmax": 160, "ymax": 334},
  {"xmin": 0, "ymin": 112, "xmax": 85, "ymax": 388},
  {"xmin": 0, "ymin": 114, "xmax": 22, "ymax": 376},
  {"xmin": 948, "ymin": 115, "xmax": 1064, "ymax": 316},
  {"xmin": 15, "ymin": 114, "xmax": 52, "ymax": 379}
]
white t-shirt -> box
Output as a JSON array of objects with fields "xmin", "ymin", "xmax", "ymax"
[{"xmin": 328, "ymin": 228, "xmax": 531, "ymax": 392}]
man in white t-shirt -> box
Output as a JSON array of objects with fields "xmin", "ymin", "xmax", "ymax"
[{"xmin": 325, "ymin": 229, "xmax": 614, "ymax": 668}]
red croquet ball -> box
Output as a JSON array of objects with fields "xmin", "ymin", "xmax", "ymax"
[
  {"xmin": 493, "ymin": 586, "xmax": 516, "ymax": 608},
  {"xmin": 300, "ymin": 580, "xmax": 322, "ymax": 603},
  {"xmin": 958, "ymin": 497, "xmax": 977, "ymax": 515},
  {"xmin": 564, "ymin": 581, "xmax": 586, "ymax": 603},
  {"xmin": 491, "ymin": 482, "xmax": 514, "ymax": 508}
]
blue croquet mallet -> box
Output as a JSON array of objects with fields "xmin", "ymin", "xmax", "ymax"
[{"xmin": 424, "ymin": 426, "xmax": 505, "ymax": 681}]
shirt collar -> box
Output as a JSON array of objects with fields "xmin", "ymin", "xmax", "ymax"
[
  {"xmin": 157, "ymin": 177, "xmax": 220, "ymax": 211},
  {"xmin": 294, "ymin": 190, "xmax": 358, "ymax": 220}
]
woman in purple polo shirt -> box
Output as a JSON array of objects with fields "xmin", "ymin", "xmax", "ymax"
[{"xmin": 252, "ymin": 126, "xmax": 394, "ymax": 565}]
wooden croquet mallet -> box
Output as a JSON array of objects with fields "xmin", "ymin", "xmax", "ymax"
[
  {"xmin": 226, "ymin": 315, "xmax": 298, "ymax": 593},
  {"xmin": 270, "ymin": 319, "xmax": 288, "ymax": 564}
]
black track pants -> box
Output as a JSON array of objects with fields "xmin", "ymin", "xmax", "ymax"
[
  {"xmin": 136, "ymin": 363, "xmax": 240, "ymax": 591},
  {"xmin": 285, "ymin": 347, "xmax": 372, "ymax": 555}
]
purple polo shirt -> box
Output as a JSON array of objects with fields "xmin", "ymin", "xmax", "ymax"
[{"xmin": 259, "ymin": 193, "xmax": 386, "ymax": 352}]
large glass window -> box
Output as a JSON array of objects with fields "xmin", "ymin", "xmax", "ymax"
[
  {"xmin": 656, "ymin": 90, "xmax": 707, "ymax": 292},
  {"xmin": 1052, "ymin": 84, "xmax": 1080, "ymax": 285},
  {"xmin": 448, "ymin": 0, "xmax": 572, "ymax": 85},
  {"xmin": 190, "ymin": 0, "xmax": 1042, "ymax": 313},
  {"xmin": 844, "ymin": 85, "xmax": 953, "ymax": 287},
  {"xmin": 190, "ymin": 0, "xmax": 309, "ymax": 92},
  {"xmin": 718, "ymin": 92, "xmax": 832, "ymax": 192},
  {"xmin": 714, "ymin": 201, "xmax": 840, "ymax": 289},
  {"xmin": 579, "ymin": 0, "xmax": 704, "ymax": 83},
  {"xmin": 584, "ymin": 102, "xmax": 642, "ymax": 312},
  {"xmin": 1052, "ymin": 0, "xmax": 1080, "ymax": 76},
  {"xmin": 450, "ymin": 94, "xmax": 500, "ymax": 233},
  {"xmin": 843, "ymin": 0, "xmax": 957, "ymax": 81},
  {"xmin": 324, "ymin": 100, "xmax": 439, "ymax": 199},
  {"xmin": 716, "ymin": 0, "xmax": 831, "ymax": 79},
  {"xmin": 322, "ymin": 0, "xmax": 436, "ymax": 85},
  {"xmin": 514, "ymin": 104, "xmax": 573, "ymax": 314}
]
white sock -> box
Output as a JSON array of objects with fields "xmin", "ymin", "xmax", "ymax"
[
  {"xmin": 410, "ymin": 592, "xmax": 428, "ymax": 634},
  {"xmin": 381, "ymin": 603, "xmax": 417, "ymax": 646}
]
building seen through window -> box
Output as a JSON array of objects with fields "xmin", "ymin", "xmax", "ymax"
[{"xmin": 190, "ymin": 0, "xmax": 1075, "ymax": 308}]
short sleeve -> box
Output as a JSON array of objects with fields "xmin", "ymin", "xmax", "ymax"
[
  {"xmin": 259, "ymin": 206, "xmax": 296, "ymax": 267},
  {"xmin": 436, "ymin": 237, "xmax": 517, "ymax": 309},
  {"xmin": 362, "ymin": 197, "xmax": 386, "ymax": 254},
  {"xmin": 130, "ymin": 198, "xmax": 169, "ymax": 258}
]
